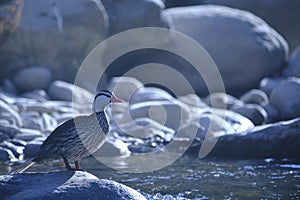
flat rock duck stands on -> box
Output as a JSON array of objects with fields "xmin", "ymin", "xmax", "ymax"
[{"xmin": 10, "ymin": 90, "xmax": 122, "ymax": 173}]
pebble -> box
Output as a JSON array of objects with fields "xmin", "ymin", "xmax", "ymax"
[{"xmin": 129, "ymin": 87, "xmax": 174, "ymax": 104}]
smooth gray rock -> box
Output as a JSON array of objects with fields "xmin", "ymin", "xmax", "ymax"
[
  {"xmin": 129, "ymin": 100, "xmax": 190, "ymax": 130},
  {"xmin": 0, "ymin": 171, "xmax": 146, "ymax": 200},
  {"xmin": 205, "ymin": 0, "xmax": 300, "ymax": 50},
  {"xmin": 0, "ymin": 119, "xmax": 20, "ymax": 138},
  {"xmin": 240, "ymin": 89, "xmax": 269, "ymax": 106},
  {"xmin": 0, "ymin": 141, "xmax": 24, "ymax": 159},
  {"xmin": 48, "ymin": 80, "xmax": 93, "ymax": 105},
  {"xmin": 163, "ymin": 5, "xmax": 288, "ymax": 95},
  {"xmin": 269, "ymin": 78, "xmax": 300, "ymax": 120},
  {"xmin": 259, "ymin": 77, "xmax": 285, "ymax": 96},
  {"xmin": 14, "ymin": 129, "xmax": 44, "ymax": 141},
  {"xmin": 283, "ymin": 45, "xmax": 300, "ymax": 78},
  {"xmin": 204, "ymin": 93, "xmax": 243, "ymax": 109},
  {"xmin": 102, "ymin": 0, "xmax": 170, "ymax": 35},
  {"xmin": 20, "ymin": 89, "xmax": 48, "ymax": 101},
  {"xmin": 130, "ymin": 87, "xmax": 174, "ymax": 104},
  {"xmin": 0, "ymin": 132, "xmax": 10, "ymax": 143},
  {"xmin": 0, "ymin": 147, "xmax": 16, "ymax": 161},
  {"xmin": 231, "ymin": 104, "xmax": 267, "ymax": 125},
  {"xmin": 208, "ymin": 117, "xmax": 300, "ymax": 159},
  {"xmin": 0, "ymin": 99, "xmax": 22, "ymax": 127},
  {"xmin": 0, "ymin": 0, "xmax": 108, "ymax": 81},
  {"xmin": 13, "ymin": 66, "xmax": 52, "ymax": 92},
  {"xmin": 107, "ymin": 76, "xmax": 144, "ymax": 102},
  {"xmin": 23, "ymin": 140, "xmax": 43, "ymax": 158},
  {"xmin": 1, "ymin": 78, "xmax": 17, "ymax": 94},
  {"xmin": 263, "ymin": 103, "xmax": 280, "ymax": 123},
  {"xmin": 21, "ymin": 112, "xmax": 44, "ymax": 131}
]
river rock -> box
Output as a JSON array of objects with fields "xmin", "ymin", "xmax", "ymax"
[
  {"xmin": 283, "ymin": 45, "xmax": 300, "ymax": 78},
  {"xmin": 94, "ymin": 139, "xmax": 130, "ymax": 158},
  {"xmin": 0, "ymin": 119, "xmax": 20, "ymax": 138},
  {"xmin": 231, "ymin": 104, "xmax": 267, "ymax": 125},
  {"xmin": 20, "ymin": 89, "xmax": 48, "ymax": 101},
  {"xmin": 0, "ymin": 99, "xmax": 22, "ymax": 126},
  {"xmin": 129, "ymin": 100, "xmax": 191, "ymax": 130},
  {"xmin": 107, "ymin": 77, "xmax": 144, "ymax": 102},
  {"xmin": 263, "ymin": 103, "xmax": 280, "ymax": 123},
  {"xmin": 205, "ymin": 0, "xmax": 300, "ymax": 50},
  {"xmin": 130, "ymin": 87, "xmax": 174, "ymax": 104},
  {"xmin": 0, "ymin": 147, "xmax": 16, "ymax": 161},
  {"xmin": 204, "ymin": 93, "xmax": 243, "ymax": 109},
  {"xmin": 102, "ymin": 0, "xmax": 170, "ymax": 35},
  {"xmin": 0, "ymin": 132, "xmax": 9, "ymax": 143},
  {"xmin": 14, "ymin": 129, "xmax": 44, "ymax": 141},
  {"xmin": 208, "ymin": 117, "xmax": 300, "ymax": 159},
  {"xmin": 0, "ymin": 141, "xmax": 24, "ymax": 159},
  {"xmin": 0, "ymin": 0, "xmax": 108, "ymax": 81},
  {"xmin": 240, "ymin": 89, "xmax": 269, "ymax": 106},
  {"xmin": 259, "ymin": 77, "xmax": 286, "ymax": 96},
  {"xmin": 13, "ymin": 66, "xmax": 52, "ymax": 92},
  {"xmin": 0, "ymin": 171, "xmax": 146, "ymax": 200},
  {"xmin": 21, "ymin": 112, "xmax": 44, "ymax": 131},
  {"xmin": 1, "ymin": 78, "xmax": 17, "ymax": 94},
  {"xmin": 179, "ymin": 94, "xmax": 209, "ymax": 109},
  {"xmin": 163, "ymin": 5, "xmax": 288, "ymax": 96},
  {"xmin": 48, "ymin": 80, "xmax": 93, "ymax": 105},
  {"xmin": 269, "ymin": 78, "xmax": 300, "ymax": 120}
]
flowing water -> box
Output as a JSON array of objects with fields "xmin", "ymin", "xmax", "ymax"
[{"xmin": 1, "ymin": 155, "xmax": 300, "ymax": 199}]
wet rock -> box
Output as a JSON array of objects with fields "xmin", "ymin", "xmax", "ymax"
[
  {"xmin": 0, "ymin": 99, "xmax": 22, "ymax": 126},
  {"xmin": 240, "ymin": 89, "xmax": 269, "ymax": 106},
  {"xmin": 0, "ymin": 147, "xmax": 16, "ymax": 161},
  {"xmin": 0, "ymin": 171, "xmax": 146, "ymax": 200},
  {"xmin": 259, "ymin": 77, "xmax": 285, "ymax": 96},
  {"xmin": 54, "ymin": 113, "xmax": 73, "ymax": 125},
  {"xmin": 0, "ymin": 0, "xmax": 108, "ymax": 81},
  {"xmin": 129, "ymin": 100, "xmax": 191, "ymax": 130},
  {"xmin": 13, "ymin": 66, "xmax": 52, "ymax": 92},
  {"xmin": 163, "ymin": 5, "xmax": 288, "ymax": 95},
  {"xmin": 204, "ymin": 93, "xmax": 243, "ymax": 109},
  {"xmin": 231, "ymin": 104, "xmax": 267, "ymax": 125},
  {"xmin": 269, "ymin": 78, "xmax": 300, "ymax": 120},
  {"xmin": 20, "ymin": 89, "xmax": 48, "ymax": 101},
  {"xmin": 24, "ymin": 140, "xmax": 43, "ymax": 158},
  {"xmin": 208, "ymin": 117, "xmax": 300, "ymax": 159},
  {"xmin": 21, "ymin": 112, "xmax": 44, "ymax": 131},
  {"xmin": 0, "ymin": 141, "xmax": 24, "ymax": 159},
  {"xmin": 129, "ymin": 87, "xmax": 174, "ymax": 104},
  {"xmin": 263, "ymin": 103, "xmax": 280, "ymax": 123},
  {"xmin": 0, "ymin": 120, "xmax": 20, "ymax": 138},
  {"xmin": 1, "ymin": 79, "xmax": 17, "ymax": 94},
  {"xmin": 42, "ymin": 113, "xmax": 57, "ymax": 133},
  {"xmin": 205, "ymin": 0, "xmax": 300, "ymax": 50},
  {"xmin": 9, "ymin": 139, "xmax": 27, "ymax": 147},
  {"xmin": 179, "ymin": 94, "xmax": 209, "ymax": 109},
  {"xmin": 14, "ymin": 129, "xmax": 45, "ymax": 141},
  {"xmin": 94, "ymin": 139, "xmax": 130, "ymax": 158},
  {"xmin": 102, "ymin": 0, "xmax": 170, "ymax": 35},
  {"xmin": 48, "ymin": 80, "xmax": 93, "ymax": 105},
  {"xmin": 107, "ymin": 77, "xmax": 144, "ymax": 102},
  {"xmin": 283, "ymin": 45, "xmax": 300, "ymax": 77},
  {"xmin": 0, "ymin": 132, "xmax": 10, "ymax": 143}
]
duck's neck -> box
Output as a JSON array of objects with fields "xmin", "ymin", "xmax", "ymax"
[{"xmin": 95, "ymin": 111, "xmax": 109, "ymax": 134}]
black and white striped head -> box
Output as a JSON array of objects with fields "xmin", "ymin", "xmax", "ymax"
[{"xmin": 93, "ymin": 90, "xmax": 122, "ymax": 113}]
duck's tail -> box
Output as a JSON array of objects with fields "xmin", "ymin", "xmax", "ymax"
[{"xmin": 9, "ymin": 158, "xmax": 36, "ymax": 174}]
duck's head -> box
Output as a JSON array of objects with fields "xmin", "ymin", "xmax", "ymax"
[{"xmin": 93, "ymin": 90, "xmax": 122, "ymax": 113}]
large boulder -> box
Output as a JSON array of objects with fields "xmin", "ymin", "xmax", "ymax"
[
  {"xmin": 283, "ymin": 45, "xmax": 300, "ymax": 78},
  {"xmin": 0, "ymin": 171, "xmax": 146, "ymax": 200},
  {"xmin": 206, "ymin": 117, "xmax": 300, "ymax": 159},
  {"xmin": 0, "ymin": 0, "xmax": 108, "ymax": 81},
  {"xmin": 205, "ymin": 0, "xmax": 300, "ymax": 50},
  {"xmin": 101, "ymin": 0, "xmax": 170, "ymax": 35},
  {"xmin": 163, "ymin": 5, "xmax": 288, "ymax": 96}
]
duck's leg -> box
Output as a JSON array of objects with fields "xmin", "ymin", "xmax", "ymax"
[
  {"xmin": 63, "ymin": 157, "xmax": 72, "ymax": 170},
  {"xmin": 75, "ymin": 161, "xmax": 80, "ymax": 170}
]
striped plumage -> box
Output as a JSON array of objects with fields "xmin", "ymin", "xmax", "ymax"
[{"xmin": 10, "ymin": 90, "xmax": 122, "ymax": 173}]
